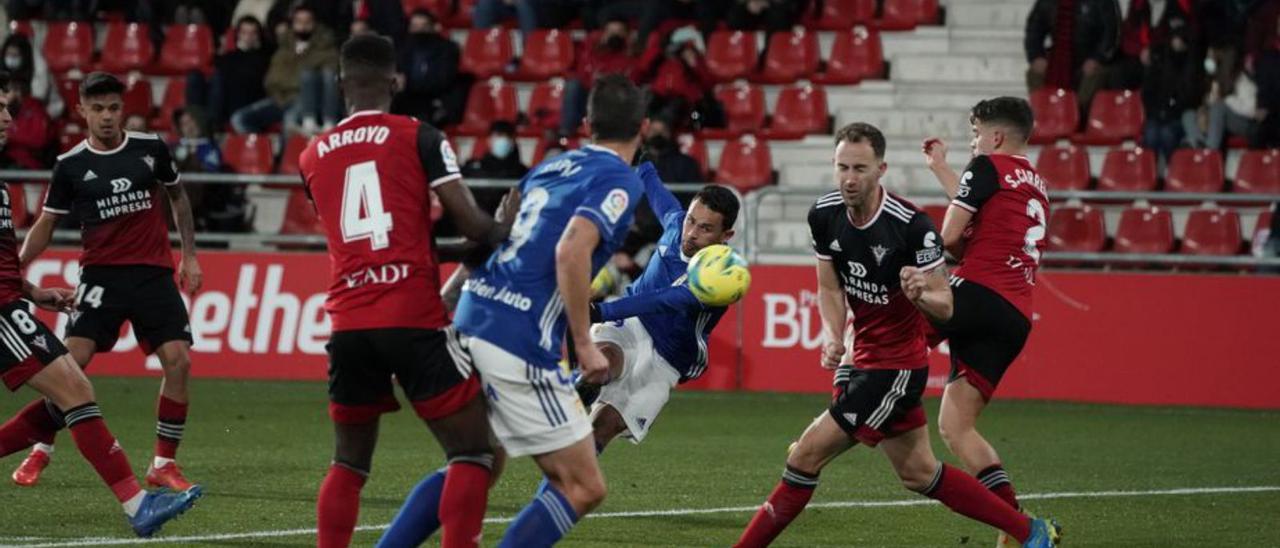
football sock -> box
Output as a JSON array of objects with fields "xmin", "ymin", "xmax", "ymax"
[
  {"xmin": 0, "ymin": 399, "xmax": 61, "ymax": 457},
  {"xmin": 734, "ymin": 466, "xmax": 819, "ymax": 548},
  {"xmin": 377, "ymin": 468, "xmax": 446, "ymax": 548},
  {"xmin": 155, "ymin": 395, "xmax": 188, "ymax": 461},
  {"xmin": 317, "ymin": 463, "xmax": 367, "ymax": 548},
  {"xmin": 439, "ymin": 457, "xmax": 493, "ymax": 548},
  {"xmin": 497, "ymin": 484, "xmax": 578, "ymax": 548},
  {"xmin": 64, "ymin": 403, "xmax": 144, "ymax": 508},
  {"xmin": 922, "ymin": 463, "xmax": 1030, "ymax": 542},
  {"xmin": 977, "ymin": 464, "xmax": 1020, "ymax": 509}
]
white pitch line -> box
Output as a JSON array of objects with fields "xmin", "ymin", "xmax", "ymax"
[{"xmin": 4, "ymin": 485, "xmax": 1278, "ymax": 548}]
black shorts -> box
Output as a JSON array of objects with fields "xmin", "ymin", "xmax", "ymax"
[
  {"xmin": 69, "ymin": 265, "xmax": 192, "ymax": 355},
  {"xmin": 829, "ymin": 366, "xmax": 929, "ymax": 446},
  {"xmin": 0, "ymin": 300, "xmax": 69, "ymax": 391},
  {"xmin": 936, "ymin": 279, "xmax": 1031, "ymax": 400},
  {"xmin": 326, "ymin": 326, "xmax": 479, "ymax": 424}
]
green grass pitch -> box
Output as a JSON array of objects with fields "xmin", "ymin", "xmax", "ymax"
[{"xmin": 1, "ymin": 377, "xmax": 1278, "ymax": 546}]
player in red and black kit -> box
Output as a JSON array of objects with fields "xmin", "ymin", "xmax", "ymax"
[
  {"xmin": 300, "ymin": 35, "xmax": 516, "ymax": 548},
  {"xmin": 914, "ymin": 97, "xmax": 1051, "ymax": 545},
  {"xmin": 4, "ymin": 72, "xmax": 202, "ymax": 491},
  {"xmin": 0, "ymin": 71, "xmax": 201, "ymax": 537},
  {"xmin": 735, "ymin": 123, "xmax": 1058, "ymax": 548}
]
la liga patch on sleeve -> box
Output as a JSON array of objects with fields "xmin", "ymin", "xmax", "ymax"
[
  {"xmin": 440, "ymin": 140, "xmax": 460, "ymax": 174},
  {"xmin": 601, "ymin": 188, "xmax": 629, "ymax": 224}
]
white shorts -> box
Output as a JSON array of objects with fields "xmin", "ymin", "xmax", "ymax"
[
  {"xmin": 466, "ymin": 337, "xmax": 592, "ymax": 458},
  {"xmin": 589, "ymin": 317, "xmax": 681, "ymax": 443}
]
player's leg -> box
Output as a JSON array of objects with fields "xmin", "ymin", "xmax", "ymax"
[
  {"xmin": 880, "ymin": 425, "xmax": 1033, "ymax": 543},
  {"xmin": 736, "ymin": 411, "xmax": 853, "ymax": 548},
  {"xmin": 148, "ymin": 340, "xmax": 193, "ymax": 489},
  {"xmin": 590, "ymin": 334, "xmax": 680, "ymax": 452},
  {"xmin": 590, "ymin": 403, "xmax": 628, "ymax": 452},
  {"xmin": 7, "ymin": 335, "xmax": 99, "ymax": 485}
]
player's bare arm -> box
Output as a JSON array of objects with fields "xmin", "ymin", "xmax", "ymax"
[
  {"xmin": 557, "ymin": 217, "xmax": 609, "ymax": 382},
  {"xmin": 901, "ymin": 264, "xmax": 953, "ymax": 323},
  {"xmin": 941, "ymin": 204, "xmax": 974, "ymax": 259},
  {"xmin": 815, "ymin": 258, "xmax": 847, "ymax": 370},
  {"xmin": 440, "ymin": 265, "xmax": 468, "ymax": 312},
  {"xmin": 436, "ymin": 182, "xmax": 520, "ymax": 246},
  {"xmin": 21, "ymin": 280, "xmax": 75, "ymax": 312},
  {"xmin": 922, "ymin": 138, "xmax": 961, "ymax": 199},
  {"xmin": 18, "ymin": 211, "xmax": 61, "ymax": 268},
  {"xmin": 164, "ymin": 182, "xmax": 202, "ymax": 293}
]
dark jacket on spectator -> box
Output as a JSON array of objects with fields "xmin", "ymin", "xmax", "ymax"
[
  {"xmin": 1245, "ymin": 0, "xmax": 1280, "ymax": 62},
  {"xmin": 265, "ymin": 24, "xmax": 339, "ymax": 105},
  {"xmin": 311, "ymin": 0, "xmax": 407, "ymax": 46},
  {"xmin": 462, "ymin": 153, "xmax": 529, "ymax": 180},
  {"xmin": 1198, "ymin": 0, "xmax": 1258, "ymax": 50},
  {"xmin": 1025, "ymin": 0, "xmax": 1122, "ymax": 67},
  {"xmin": 1120, "ymin": 0, "xmax": 1197, "ymax": 58},
  {"xmin": 212, "ymin": 43, "xmax": 272, "ymax": 126},
  {"xmin": 647, "ymin": 139, "xmax": 705, "ymax": 183},
  {"xmin": 399, "ymin": 30, "xmax": 460, "ymax": 97},
  {"xmin": 1142, "ymin": 44, "xmax": 1206, "ymax": 122}
]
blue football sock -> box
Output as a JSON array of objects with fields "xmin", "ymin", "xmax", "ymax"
[
  {"xmin": 498, "ymin": 485, "xmax": 579, "ymax": 548},
  {"xmin": 376, "ymin": 468, "xmax": 446, "ymax": 548}
]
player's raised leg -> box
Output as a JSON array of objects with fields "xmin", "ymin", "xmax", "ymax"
[
  {"xmin": 8, "ymin": 337, "xmax": 94, "ymax": 485},
  {"xmin": 148, "ymin": 340, "xmax": 194, "ymax": 490}
]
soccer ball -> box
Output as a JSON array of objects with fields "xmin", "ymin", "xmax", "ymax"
[{"xmin": 686, "ymin": 244, "xmax": 751, "ymax": 306}]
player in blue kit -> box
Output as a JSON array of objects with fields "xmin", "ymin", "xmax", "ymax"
[{"xmin": 577, "ymin": 164, "xmax": 739, "ymax": 450}]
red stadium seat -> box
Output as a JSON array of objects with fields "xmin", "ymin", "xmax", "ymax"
[
  {"xmin": 223, "ymin": 133, "xmax": 274, "ymax": 175},
  {"xmin": 460, "ymin": 28, "xmax": 514, "ymax": 79},
  {"xmin": 122, "ymin": 78, "xmax": 154, "ymax": 119},
  {"xmin": 677, "ymin": 134, "xmax": 710, "ymax": 179},
  {"xmin": 704, "ymin": 82, "xmax": 765, "ymax": 138},
  {"xmin": 812, "ymin": 27, "xmax": 883, "ymax": 85},
  {"xmin": 280, "ymin": 189, "xmax": 325, "ymax": 236},
  {"xmin": 715, "ymin": 135, "xmax": 773, "ymax": 192},
  {"xmin": 706, "ymin": 30, "xmax": 758, "ymax": 83},
  {"xmin": 1165, "ymin": 149, "xmax": 1224, "ymax": 193},
  {"xmin": 525, "ymin": 80, "xmax": 565, "ymax": 135},
  {"xmin": 455, "ymin": 79, "xmax": 519, "ymax": 136},
  {"xmin": 532, "ymin": 136, "xmax": 579, "ymax": 165},
  {"xmin": 755, "ymin": 29, "xmax": 819, "ymax": 84},
  {"xmin": 150, "ymin": 80, "xmax": 186, "ymax": 131},
  {"xmin": 99, "ymin": 22, "xmax": 154, "ymax": 74},
  {"xmin": 763, "ymin": 84, "xmax": 829, "ymax": 139},
  {"xmin": 1047, "ymin": 205, "xmax": 1107, "ymax": 252},
  {"xmin": 879, "ymin": 0, "xmax": 938, "ymax": 30},
  {"xmin": 56, "ymin": 77, "xmax": 84, "ymax": 123},
  {"xmin": 1114, "ymin": 207, "xmax": 1174, "ymax": 254},
  {"xmin": 1097, "ymin": 147, "xmax": 1157, "ymax": 192},
  {"xmin": 1035, "ymin": 144, "xmax": 1091, "ymax": 191},
  {"xmin": 468, "ymin": 135, "xmax": 491, "ymax": 160},
  {"xmin": 1183, "ymin": 208, "xmax": 1242, "ymax": 256},
  {"xmin": 444, "ymin": 0, "xmax": 477, "ymax": 28},
  {"xmin": 805, "ymin": 0, "xmax": 876, "ymax": 30},
  {"xmin": 155, "ymin": 24, "xmax": 215, "ymax": 75},
  {"xmin": 277, "ymin": 135, "xmax": 312, "ymax": 175},
  {"xmin": 1029, "ymin": 88, "xmax": 1078, "ymax": 144},
  {"xmin": 1255, "ymin": 210, "xmax": 1273, "ymax": 244},
  {"xmin": 43, "ymin": 21, "xmax": 94, "ymax": 73},
  {"xmin": 514, "ymin": 29, "xmax": 573, "ymax": 81},
  {"xmin": 1075, "ymin": 90, "xmax": 1144, "ymax": 145},
  {"xmin": 1233, "ymin": 149, "xmax": 1280, "ymax": 194}
]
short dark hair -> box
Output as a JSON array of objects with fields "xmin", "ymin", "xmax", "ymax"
[
  {"xmin": 341, "ymin": 33, "xmax": 396, "ymax": 78},
  {"xmin": 693, "ymin": 185, "xmax": 740, "ymax": 231},
  {"xmin": 0, "ymin": 70, "xmax": 9, "ymax": 94},
  {"xmin": 409, "ymin": 8, "xmax": 437, "ymax": 23},
  {"xmin": 489, "ymin": 120, "xmax": 516, "ymax": 136},
  {"xmin": 587, "ymin": 73, "xmax": 646, "ymax": 142},
  {"xmin": 80, "ymin": 72, "xmax": 125, "ymax": 99},
  {"xmin": 834, "ymin": 122, "xmax": 886, "ymax": 159},
  {"xmin": 970, "ymin": 96, "xmax": 1035, "ymax": 142}
]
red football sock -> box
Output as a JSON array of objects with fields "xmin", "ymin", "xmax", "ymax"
[
  {"xmin": 924, "ymin": 464, "xmax": 1030, "ymax": 542},
  {"xmin": 0, "ymin": 399, "xmax": 61, "ymax": 457},
  {"xmin": 977, "ymin": 464, "xmax": 1020, "ymax": 510},
  {"xmin": 317, "ymin": 463, "xmax": 367, "ymax": 548},
  {"xmin": 438, "ymin": 460, "xmax": 492, "ymax": 548},
  {"xmin": 735, "ymin": 467, "xmax": 819, "ymax": 548},
  {"xmin": 155, "ymin": 395, "xmax": 189, "ymax": 460},
  {"xmin": 65, "ymin": 404, "xmax": 142, "ymax": 503}
]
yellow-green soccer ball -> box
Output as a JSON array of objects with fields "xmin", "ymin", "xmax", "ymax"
[{"xmin": 687, "ymin": 244, "xmax": 751, "ymax": 306}]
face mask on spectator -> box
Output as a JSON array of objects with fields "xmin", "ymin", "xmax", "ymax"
[
  {"xmin": 646, "ymin": 134, "xmax": 673, "ymax": 153},
  {"xmin": 3, "ymin": 55, "xmax": 21, "ymax": 70},
  {"xmin": 490, "ymin": 136, "xmax": 514, "ymax": 159},
  {"xmin": 295, "ymin": 29, "xmax": 313, "ymax": 42}
]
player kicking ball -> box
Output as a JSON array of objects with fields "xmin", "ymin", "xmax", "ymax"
[
  {"xmin": 9, "ymin": 72, "xmax": 202, "ymax": 491},
  {"xmin": 576, "ymin": 167, "xmax": 743, "ymax": 452},
  {"xmin": 0, "ymin": 70, "xmax": 201, "ymax": 537},
  {"xmin": 733, "ymin": 123, "xmax": 1059, "ymax": 547}
]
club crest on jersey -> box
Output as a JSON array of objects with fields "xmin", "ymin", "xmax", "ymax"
[
  {"xmin": 141, "ymin": 154, "xmax": 155, "ymax": 170},
  {"xmin": 29, "ymin": 335, "xmax": 49, "ymax": 353},
  {"xmin": 871, "ymin": 245, "xmax": 890, "ymax": 266},
  {"xmin": 601, "ymin": 188, "xmax": 629, "ymax": 224}
]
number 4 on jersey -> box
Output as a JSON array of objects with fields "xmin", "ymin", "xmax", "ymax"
[{"xmin": 341, "ymin": 161, "xmax": 394, "ymax": 251}]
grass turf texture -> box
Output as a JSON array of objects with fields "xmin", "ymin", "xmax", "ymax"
[{"xmin": 1, "ymin": 377, "xmax": 1278, "ymax": 546}]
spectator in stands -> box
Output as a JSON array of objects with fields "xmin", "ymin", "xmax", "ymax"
[
  {"xmin": 1024, "ymin": 0, "xmax": 1122, "ymax": 116},
  {"xmin": 558, "ymin": 16, "xmax": 658, "ymax": 136},
  {"xmin": 727, "ymin": 0, "xmax": 803, "ymax": 32},
  {"xmin": 474, "ymin": 0, "xmax": 541, "ymax": 38},
  {"xmin": 463, "ymin": 121, "xmax": 529, "ymax": 180},
  {"xmin": 311, "ymin": 0, "xmax": 407, "ymax": 46},
  {"xmin": 0, "ymin": 33, "xmax": 62, "ymax": 120},
  {"xmin": 171, "ymin": 107, "xmax": 248, "ymax": 233},
  {"xmin": 124, "ymin": 114, "xmax": 149, "ymax": 133},
  {"xmin": 1129, "ymin": 0, "xmax": 1203, "ymax": 166},
  {"xmin": 1187, "ymin": 70, "xmax": 1263, "ymax": 149},
  {"xmin": 637, "ymin": 0, "xmax": 727, "ymax": 43},
  {"xmin": 392, "ymin": 9, "xmax": 467, "ymax": 127},
  {"xmin": 644, "ymin": 117, "xmax": 704, "ymax": 183},
  {"xmin": 1198, "ymin": 0, "xmax": 1253, "ymax": 99},
  {"xmin": 231, "ymin": 6, "xmax": 341, "ymax": 135},
  {"xmin": 1117, "ymin": 0, "xmax": 1199, "ymax": 89},
  {"xmin": 195, "ymin": 15, "xmax": 272, "ymax": 130},
  {"xmin": 1, "ymin": 79, "xmax": 52, "ymax": 169},
  {"xmin": 642, "ymin": 26, "xmax": 720, "ymax": 132},
  {"xmin": 1254, "ymin": 9, "xmax": 1280, "ymax": 147},
  {"xmin": 1244, "ymin": 0, "xmax": 1280, "ymax": 68},
  {"xmin": 233, "ymin": 0, "xmax": 278, "ymax": 39}
]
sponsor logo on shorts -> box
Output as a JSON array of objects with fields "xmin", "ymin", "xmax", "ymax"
[
  {"xmin": 29, "ymin": 335, "xmax": 49, "ymax": 353},
  {"xmin": 843, "ymin": 412, "xmax": 859, "ymax": 426}
]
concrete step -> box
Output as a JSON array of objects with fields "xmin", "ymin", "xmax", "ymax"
[
  {"xmin": 892, "ymin": 54, "xmax": 1026, "ymax": 85},
  {"xmin": 945, "ymin": 3, "xmax": 1033, "ymax": 30}
]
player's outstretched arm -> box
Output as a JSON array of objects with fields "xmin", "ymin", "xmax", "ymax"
[
  {"xmin": 594, "ymin": 285, "xmax": 701, "ymax": 322},
  {"xmin": 815, "ymin": 259, "xmax": 848, "ymax": 370},
  {"xmin": 636, "ymin": 162, "xmax": 683, "ymax": 222},
  {"xmin": 19, "ymin": 212, "xmax": 61, "ymax": 268},
  {"xmin": 165, "ymin": 183, "xmax": 202, "ymax": 293},
  {"xmin": 901, "ymin": 264, "xmax": 953, "ymax": 323},
  {"xmin": 557, "ymin": 216, "xmax": 610, "ymax": 381},
  {"xmin": 922, "ymin": 138, "xmax": 962, "ymax": 199}
]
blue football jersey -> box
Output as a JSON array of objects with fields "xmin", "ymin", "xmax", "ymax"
[
  {"xmin": 454, "ymin": 145, "xmax": 644, "ymax": 368},
  {"xmin": 595, "ymin": 164, "xmax": 727, "ymax": 381}
]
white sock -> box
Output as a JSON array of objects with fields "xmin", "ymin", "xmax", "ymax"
[
  {"xmin": 122, "ymin": 491, "xmax": 145, "ymax": 517},
  {"xmin": 153, "ymin": 456, "xmax": 175, "ymax": 469},
  {"xmin": 32, "ymin": 443, "xmax": 54, "ymax": 455}
]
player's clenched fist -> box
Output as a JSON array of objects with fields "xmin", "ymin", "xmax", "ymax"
[
  {"xmin": 576, "ymin": 340, "xmax": 612, "ymax": 384},
  {"xmin": 922, "ymin": 137, "xmax": 948, "ymax": 171},
  {"xmin": 179, "ymin": 256, "xmax": 203, "ymax": 293},
  {"xmin": 900, "ymin": 266, "xmax": 927, "ymax": 302},
  {"xmin": 820, "ymin": 339, "xmax": 845, "ymax": 370}
]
